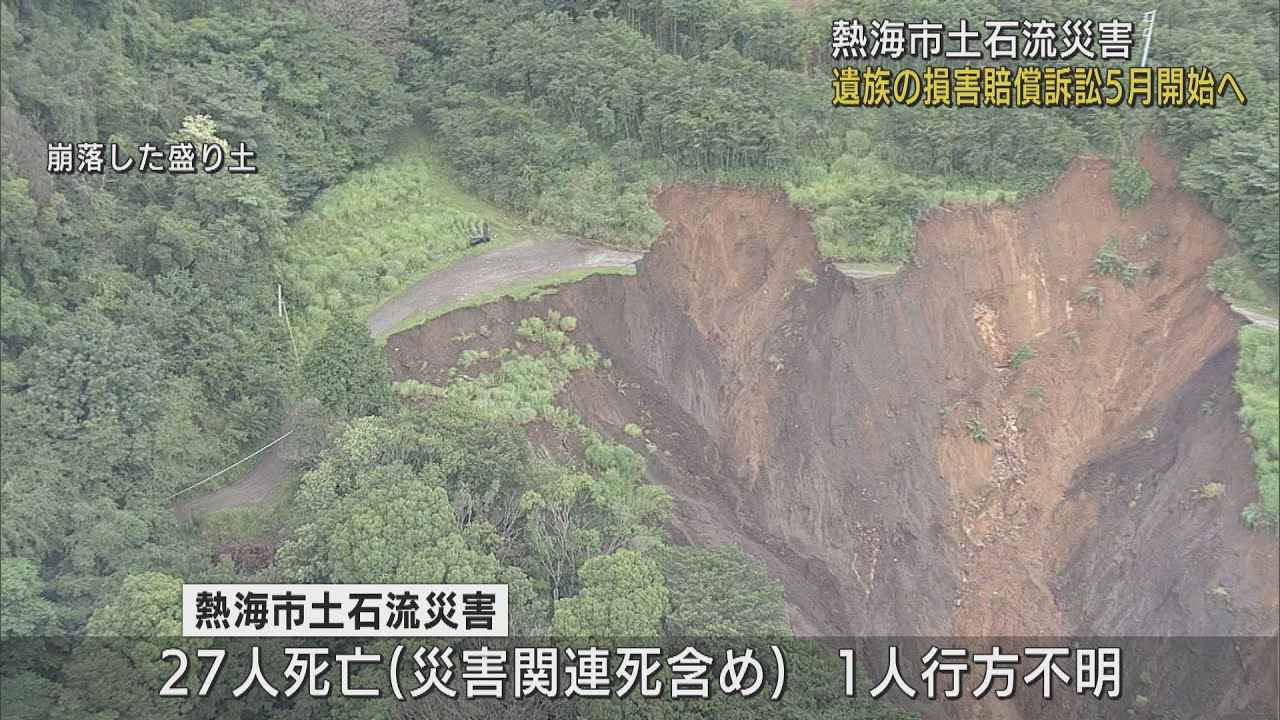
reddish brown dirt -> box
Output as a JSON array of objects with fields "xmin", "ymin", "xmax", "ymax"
[{"xmin": 386, "ymin": 147, "xmax": 1278, "ymax": 715}]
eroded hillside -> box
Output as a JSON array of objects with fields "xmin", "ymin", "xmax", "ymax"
[{"xmin": 386, "ymin": 143, "xmax": 1278, "ymax": 712}]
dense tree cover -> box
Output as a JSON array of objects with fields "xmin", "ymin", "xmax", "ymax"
[
  {"xmin": 553, "ymin": 549, "xmax": 669, "ymax": 637},
  {"xmin": 2, "ymin": 290, "xmax": 822, "ymax": 715},
  {"xmin": 271, "ymin": 391, "xmax": 906, "ymax": 718},
  {"xmin": 0, "ymin": 1, "xmax": 409, "ymax": 711},
  {"xmin": 407, "ymin": 2, "xmax": 823, "ymax": 246},
  {"xmin": 0, "ymin": 559, "xmax": 57, "ymax": 638},
  {"xmin": 1144, "ymin": 3, "xmax": 1279, "ymax": 292},
  {"xmin": 403, "ymin": 0, "xmax": 1277, "ymax": 531},
  {"xmin": 2, "ymin": 0, "xmax": 1274, "ymax": 716},
  {"xmin": 149, "ymin": 9, "xmax": 408, "ymax": 207},
  {"xmin": 658, "ymin": 545, "xmax": 789, "ymax": 637},
  {"xmin": 298, "ymin": 311, "xmax": 393, "ymax": 417},
  {"xmin": 405, "ymin": 0, "xmax": 1277, "ymax": 276}
]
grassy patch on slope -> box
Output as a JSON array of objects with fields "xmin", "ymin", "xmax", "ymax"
[{"xmin": 281, "ymin": 136, "xmax": 525, "ymax": 343}]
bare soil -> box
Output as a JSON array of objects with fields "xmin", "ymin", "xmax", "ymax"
[{"xmin": 388, "ymin": 141, "xmax": 1279, "ymax": 716}]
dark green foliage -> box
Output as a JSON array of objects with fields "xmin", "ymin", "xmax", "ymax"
[
  {"xmin": 273, "ymin": 403, "xmax": 674, "ymax": 634},
  {"xmin": 1178, "ymin": 96, "xmax": 1280, "ymax": 291},
  {"xmin": 0, "ymin": 560, "xmax": 59, "ymax": 638},
  {"xmin": 0, "ymin": 0, "xmax": 402, "ymax": 655},
  {"xmin": 157, "ymin": 10, "xmax": 410, "ymax": 207},
  {"xmin": 1111, "ymin": 158, "xmax": 1152, "ymax": 210},
  {"xmin": 0, "ymin": 671, "xmax": 62, "ymax": 720},
  {"xmin": 405, "ymin": 0, "xmax": 1277, "ymax": 276},
  {"xmin": 1208, "ymin": 254, "xmax": 1274, "ymax": 308},
  {"xmin": 1156, "ymin": 3, "xmax": 1279, "ymax": 292},
  {"xmin": 415, "ymin": 397, "xmax": 537, "ymax": 529},
  {"xmin": 658, "ymin": 545, "xmax": 789, "ymax": 636},
  {"xmin": 877, "ymin": 102, "xmax": 1090, "ymax": 193},
  {"xmin": 409, "ymin": 5, "xmax": 823, "ymax": 247},
  {"xmin": 298, "ymin": 311, "xmax": 393, "ymax": 418},
  {"xmin": 788, "ymin": 137, "xmax": 929, "ymax": 261},
  {"xmin": 0, "ymin": 1, "xmax": 1274, "ymax": 717},
  {"xmin": 553, "ymin": 550, "xmax": 669, "ymax": 637}
]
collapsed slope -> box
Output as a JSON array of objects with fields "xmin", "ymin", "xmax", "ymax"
[{"xmin": 387, "ymin": 144, "xmax": 1277, "ymax": 654}]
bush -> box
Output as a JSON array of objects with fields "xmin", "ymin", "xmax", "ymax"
[
  {"xmin": 1095, "ymin": 237, "xmax": 1137, "ymax": 287},
  {"xmin": 1111, "ymin": 159, "xmax": 1152, "ymax": 210},
  {"xmin": 394, "ymin": 379, "xmax": 446, "ymax": 400},
  {"xmin": 1209, "ymin": 254, "xmax": 1271, "ymax": 307},
  {"xmin": 299, "ymin": 312, "xmax": 393, "ymax": 417},
  {"xmin": 965, "ymin": 418, "xmax": 989, "ymax": 443},
  {"xmin": 1235, "ymin": 327, "xmax": 1279, "ymax": 530},
  {"xmin": 787, "ymin": 151, "xmax": 927, "ymax": 263},
  {"xmin": 1243, "ymin": 503, "xmax": 1278, "ymax": 532},
  {"xmin": 1009, "ymin": 344, "xmax": 1035, "ymax": 370},
  {"xmin": 533, "ymin": 161, "xmax": 663, "ymax": 248}
]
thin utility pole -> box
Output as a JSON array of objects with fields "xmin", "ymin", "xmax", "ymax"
[{"xmin": 1140, "ymin": 10, "xmax": 1157, "ymax": 66}]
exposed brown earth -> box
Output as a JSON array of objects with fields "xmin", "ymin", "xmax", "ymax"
[
  {"xmin": 368, "ymin": 236, "xmax": 641, "ymax": 338},
  {"xmin": 386, "ymin": 141, "xmax": 1278, "ymax": 716}
]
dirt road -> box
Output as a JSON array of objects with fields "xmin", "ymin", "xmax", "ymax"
[{"xmin": 174, "ymin": 237, "xmax": 640, "ymax": 518}]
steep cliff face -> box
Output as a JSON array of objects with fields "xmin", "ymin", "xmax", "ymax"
[{"xmin": 386, "ymin": 142, "xmax": 1277, "ymax": 708}]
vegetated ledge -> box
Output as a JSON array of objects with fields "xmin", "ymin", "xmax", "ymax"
[{"xmin": 386, "ymin": 155, "xmax": 1278, "ymax": 715}]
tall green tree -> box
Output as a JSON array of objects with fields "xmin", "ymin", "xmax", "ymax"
[
  {"xmin": 659, "ymin": 545, "xmax": 789, "ymax": 637},
  {"xmin": 276, "ymin": 412, "xmax": 549, "ymax": 630},
  {"xmin": 553, "ymin": 550, "xmax": 668, "ymax": 638},
  {"xmin": 0, "ymin": 559, "xmax": 58, "ymax": 638}
]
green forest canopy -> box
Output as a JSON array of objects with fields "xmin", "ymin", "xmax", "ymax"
[{"xmin": 1236, "ymin": 326, "xmax": 1279, "ymax": 529}]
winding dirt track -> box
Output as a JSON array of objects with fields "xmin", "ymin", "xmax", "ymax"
[{"xmin": 175, "ymin": 238, "xmax": 640, "ymax": 518}]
